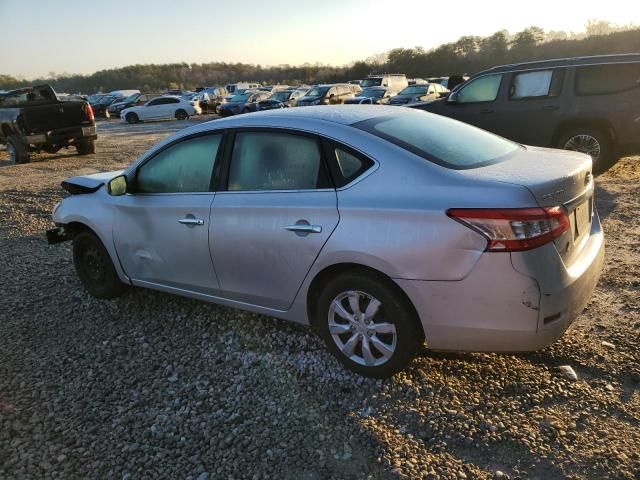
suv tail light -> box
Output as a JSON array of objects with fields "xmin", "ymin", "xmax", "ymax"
[
  {"xmin": 84, "ymin": 102, "xmax": 95, "ymax": 122},
  {"xmin": 447, "ymin": 207, "xmax": 570, "ymax": 252}
]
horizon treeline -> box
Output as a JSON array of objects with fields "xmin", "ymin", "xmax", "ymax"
[{"xmin": 1, "ymin": 21, "xmax": 639, "ymax": 93}]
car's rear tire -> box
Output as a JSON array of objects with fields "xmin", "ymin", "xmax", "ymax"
[
  {"xmin": 6, "ymin": 134, "xmax": 30, "ymax": 164},
  {"xmin": 557, "ymin": 127, "xmax": 616, "ymax": 175},
  {"xmin": 315, "ymin": 272, "xmax": 424, "ymax": 378},
  {"xmin": 175, "ymin": 109, "xmax": 188, "ymax": 120},
  {"xmin": 76, "ymin": 138, "xmax": 96, "ymax": 155},
  {"xmin": 73, "ymin": 231, "xmax": 127, "ymax": 299},
  {"xmin": 126, "ymin": 112, "xmax": 139, "ymax": 124}
]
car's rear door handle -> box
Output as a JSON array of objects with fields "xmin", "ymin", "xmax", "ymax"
[
  {"xmin": 178, "ymin": 218, "xmax": 204, "ymax": 226},
  {"xmin": 285, "ymin": 224, "xmax": 322, "ymax": 234}
]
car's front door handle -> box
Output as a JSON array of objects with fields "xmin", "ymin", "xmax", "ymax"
[
  {"xmin": 285, "ymin": 224, "xmax": 322, "ymax": 234},
  {"xmin": 542, "ymin": 105, "xmax": 560, "ymax": 111},
  {"xmin": 480, "ymin": 108, "xmax": 493, "ymax": 114},
  {"xmin": 178, "ymin": 218, "xmax": 204, "ymax": 226}
]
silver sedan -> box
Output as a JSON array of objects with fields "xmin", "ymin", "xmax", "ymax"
[{"xmin": 47, "ymin": 106, "xmax": 604, "ymax": 377}]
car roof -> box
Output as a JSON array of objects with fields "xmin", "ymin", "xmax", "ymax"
[
  {"xmin": 197, "ymin": 105, "xmax": 402, "ymax": 130},
  {"xmin": 475, "ymin": 53, "xmax": 640, "ymax": 76}
]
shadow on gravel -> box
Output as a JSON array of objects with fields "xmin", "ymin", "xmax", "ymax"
[{"xmin": 594, "ymin": 182, "xmax": 618, "ymax": 221}]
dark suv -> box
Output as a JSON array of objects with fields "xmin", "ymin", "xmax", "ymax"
[
  {"xmin": 412, "ymin": 54, "xmax": 640, "ymax": 173},
  {"xmin": 296, "ymin": 84, "xmax": 354, "ymax": 106}
]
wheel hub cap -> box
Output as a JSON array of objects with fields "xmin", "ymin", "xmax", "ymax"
[{"xmin": 328, "ymin": 290, "xmax": 397, "ymax": 367}]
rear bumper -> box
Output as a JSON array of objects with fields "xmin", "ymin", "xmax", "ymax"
[
  {"xmin": 27, "ymin": 125, "xmax": 97, "ymax": 145},
  {"xmin": 396, "ymin": 213, "xmax": 604, "ymax": 352}
]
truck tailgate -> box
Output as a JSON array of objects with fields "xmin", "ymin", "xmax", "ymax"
[{"xmin": 21, "ymin": 102, "xmax": 87, "ymax": 132}]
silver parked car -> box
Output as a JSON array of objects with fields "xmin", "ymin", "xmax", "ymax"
[{"xmin": 47, "ymin": 106, "xmax": 604, "ymax": 377}]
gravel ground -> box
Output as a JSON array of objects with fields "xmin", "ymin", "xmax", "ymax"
[{"xmin": 0, "ymin": 118, "xmax": 638, "ymax": 480}]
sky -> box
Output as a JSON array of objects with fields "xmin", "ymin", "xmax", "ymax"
[{"xmin": 0, "ymin": 0, "xmax": 636, "ymax": 79}]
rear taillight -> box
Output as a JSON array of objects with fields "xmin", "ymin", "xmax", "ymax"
[
  {"xmin": 84, "ymin": 102, "xmax": 94, "ymax": 122},
  {"xmin": 447, "ymin": 207, "xmax": 570, "ymax": 252}
]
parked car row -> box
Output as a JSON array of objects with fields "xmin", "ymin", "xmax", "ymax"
[{"xmin": 81, "ymin": 54, "xmax": 639, "ymax": 174}]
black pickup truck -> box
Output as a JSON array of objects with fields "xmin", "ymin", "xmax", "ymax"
[{"xmin": 0, "ymin": 84, "xmax": 97, "ymax": 164}]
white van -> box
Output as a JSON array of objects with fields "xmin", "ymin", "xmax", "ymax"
[
  {"xmin": 360, "ymin": 75, "xmax": 408, "ymax": 93},
  {"xmin": 226, "ymin": 83, "xmax": 260, "ymax": 94}
]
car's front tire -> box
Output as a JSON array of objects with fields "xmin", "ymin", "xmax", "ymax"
[
  {"xmin": 175, "ymin": 109, "xmax": 188, "ymax": 120},
  {"xmin": 73, "ymin": 231, "xmax": 127, "ymax": 299},
  {"xmin": 315, "ymin": 272, "xmax": 424, "ymax": 378},
  {"xmin": 125, "ymin": 112, "xmax": 139, "ymax": 124},
  {"xmin": 6, "ymin": 134, "xmax": 30, "ymax": 164}
]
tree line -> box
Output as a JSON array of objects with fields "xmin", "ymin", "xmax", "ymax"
[{"xmin": 1, "ymin": 21, "xmax": 639, "ymax": 94}]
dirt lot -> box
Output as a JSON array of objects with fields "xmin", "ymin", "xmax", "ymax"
[{"xmin": 0, "ymin": 117, "xmax": 638, "ymax": 480}]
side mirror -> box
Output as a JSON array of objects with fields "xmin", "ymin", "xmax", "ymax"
[
  {"xmin": 447, "ymin": 91, "xmax": 458, "ymax": 103},
  {"xmin": 108, "ymin": 175, "xmax": 128, "ymax": 196}
]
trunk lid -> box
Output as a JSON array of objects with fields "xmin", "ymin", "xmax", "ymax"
[{"xmin": 458, "ymin": 145, "xmax": 595, "ymax": 265}]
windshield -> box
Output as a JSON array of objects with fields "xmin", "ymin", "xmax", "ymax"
[
  {"xmin": 357, "ymin": 88, "xmax": 385, "ymax": 98},
  {"xmin": 353, "ymin": 111, "xmax": 520, "ymax": 169},
  {"xmin": 269, "ymin": 91, "xmax": 292, "ymax": 102},
  {"xmin": 399, "ymin": 86, "xmax": 427, "ymax": 95},
  {"xmin": 99, "ymin": 96, "xmax": 117, "ymax": 104},
  {"xmin": 121, "ymin": 93, "xmax": 139, "ymax": 103},
  {"xmin": 230, "ymin": 94, "xmax": 250, "ymax": 102},
  {"xmin": 304, "ymin": 86, "xmax": 329, "ymax": 97},
  {"xmin": 361, "ymin": 78, "xmax": 383, "ymax": 87}
]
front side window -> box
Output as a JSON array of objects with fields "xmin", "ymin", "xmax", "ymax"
[
  {"xmin": 228, "ymin": 131, "xmax": 329, "ymax": 191},
  {"xmin": 575, "ymin": 63, "xmax": 640, "ymax": 95},
  {"xmin": 353, "ymin": 110, "xmax": 520, "ymax": 169},
  {"xmin": 510, "ymin": 69, "xmax": 564, "ymax": 99},
  {"xmin": 147, "ymin": 99, "xmax": 162, "ymax": 106},
  {"xmin": 457, "ymin": 74, "xmax": 502, "ymax": 103},
  {"xmin": 136, "ymin": 135, "xmax": 222, "ymax": 193}
]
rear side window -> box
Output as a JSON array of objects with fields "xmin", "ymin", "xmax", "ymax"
[
  {"xmin": 457, "ymin": 74, "xmax": 502, "ymax": 103},
  {"xmin": 326, "ymin": 145, "xmax": 374, "ymax": 187},
  {"xmin": 136, "ymin": 135, "xmax": 222, "ymax": 193},
  {"xmin": 353, "ymin": 111, "xmax": 520, "ymax": 169},
  {"xmin": 510, "ymin": 69, "xmax": 565, "ymax": 99},
  {"xmin": 575, "ymin": 63, "xmax": 640, "ymax": 95},
  {"xmin": 228, "ymin": 131, "xmax": 330, "ymax": 191}
]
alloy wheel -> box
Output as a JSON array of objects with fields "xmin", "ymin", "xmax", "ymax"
[
  {"xmin": 563, "ymin": 134, "xmax": 601, "ymax": 162},
  {"xmin": 328, "ymin": 290, "xmax": 397, "ymax": 367}
]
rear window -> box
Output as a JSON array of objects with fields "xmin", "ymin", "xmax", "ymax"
[
  {"xmin": 353, "ymin": 111, "xmax": 520, "ymax": 169},
  {"xmin": 575, "ymin": 63, "xmax": 640, "ymax": 96}
]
